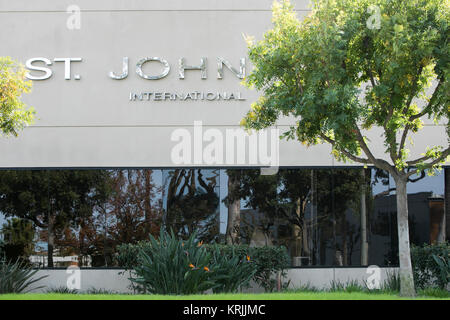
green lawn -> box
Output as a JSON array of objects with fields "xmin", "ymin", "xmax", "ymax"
[{"xmin": 1, "ymin": 292, "xmax": 448, "ymax": 300}]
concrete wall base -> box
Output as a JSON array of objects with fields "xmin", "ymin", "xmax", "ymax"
[{"xmin": 29, "ymin": 267, "xmax": 399, "ymax": 294}]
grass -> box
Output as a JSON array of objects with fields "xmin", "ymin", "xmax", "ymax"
[{"xmin": 0, "ymin": 292, "xmax": 448, "ymax": 300}]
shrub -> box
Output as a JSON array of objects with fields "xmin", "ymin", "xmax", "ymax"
[
  {"xmin": 432, "ymin": 253, "xmax": 450, "ymax": 289},
  {"xmin": 418, "ymin": 287, "xmax": 450, "ymax": 298},
  {"xmin": 116, "ymin": 241, "xmax": 151, "ymax": 270},
  {"xmin": 208, "ymin": 245, "xmax": 256, "ymax": 293},
  {"xmin": 130, "ymin": 230, "xmax": 216, "ymax": 295},
  {"xmin": 411, "ymin": 242, "xmax": 449, "ymax": 289},
  {"xmin": 0, "ymin": 243, "xmax": 31, "ymax": 266},
  {"xmin": 248, "ymin": 245, "xmax": 290, "ymax": 292},
  {"xmin": 205, "ymin": 244, "xmax": 290, "ymax": 292},
  {"xmin": 117, "ymin": 231, "xmax": 290, "ymax": 294},
  {"xmin": 0, "ymin": 257, "xmax": 47, "ymax": 293}
]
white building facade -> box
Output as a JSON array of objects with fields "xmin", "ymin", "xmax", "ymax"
[{"xmin": 0, "ymin": 0, "xmax": 448, "ymax": 272}]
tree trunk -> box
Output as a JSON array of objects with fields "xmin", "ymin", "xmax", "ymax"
[
  {"xmin": 332, "ymin": 215, "xmax": 339, "ymax": 265},
  {"xmin": 293, "ymin": 198, "xmax": 302, "ymax": 256},
  {"xmin": 394, "ymin": 176, "xmax": 416, "ymax": 296},
  {"xmin": 342, "ymin": 215, "xmax": 348, "ymax": 266},
  {"xmin": 302, "ymin": 211, "xmax": 310, "ymax": 257},
  {"xmin": 226, "ymin": 171, "xmax": 241, "ymax": 244},
  {"xmin": 103, "ymin": 210, "xmax": 108, "ymax": 267},
  {"xmin": 47, "ymin": 212, "xmax": 55, "ymax": 268},
  {"xmin": 360, "ymin": 169, "xmax": 368, "ymax": 265}
]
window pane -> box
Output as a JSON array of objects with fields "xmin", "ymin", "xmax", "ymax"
[{"xmin": 0, "ymin": 167, "xmax": 446, "ymax": 268}]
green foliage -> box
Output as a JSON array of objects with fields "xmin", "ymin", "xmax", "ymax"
[
  {"xmin": 417, "ymin": 287, "xmax": 450, "ymax": 298},
  {"xmin": 242, "ymin": 0, "xmax": 449, "ymax": 172},
  {"xmin": 204, "ymin": 244, "xmax": 290, "ymax": 292},
  {"xmin": 208, "ymin": 245, "xmax": 256, "ymax": 293},
  {"xmin": 411, "ymin": 242, "xmax": 449, "ymax": 289},
  {"xmin": 45, "ymin": 286, "xmax": 123, "ymax": 295},
  {"xmin": 327, "ymin": 272, "xmax": 400, "ymax": 294},
  {"xmin": 243, "ymin": 0, "xmax": 449, "ymax": 297},
  {"xmin": 330, "ymin": 279, "xmax": 366, "ymax": 293},
  {"xmin": 84, "ymin": 288, "xmax": 121, "ymax": 295},
  {"xmin": 432, "ymin": 253, "xmax": 450, "ymax": 288},
  {"xmin": 45, "ymin": 286, "xmax": 79, "ymax": 294},
  {"xmin": 2, "ymin": 218, "xmax": 35, "ymax": 245},
  {"xmin": 0, "ymin": 170, "xmax": 113, "ymax": 266},
  {"xmin": 115, "ymin": 241, "xmax": 150, "ymax": 270},
  {"xmin": 248, "ymin": 245, "xmax": 290, "ymax": 292},
  {"xmin": 0, "ymin": 56, "xmax": 35, "ymax": 136},
  {"xmin": 117, "ymin": 233, "xmax": 290, "ymax": 294},
  {"xmin": 131, "ymin": 230, "xmax": 216, "ymax": 295},
  {"xmin": 380, "ymin": 269, "xmax": 401, "ymax": 293},
  {"xmin": 287, "ymin": 282, "xmax": 320, "ymax": 292},
  {"xmin": 0, "ymin": 243, "xmax": 31, "ymax": 266},
  {"xmin": 0, "ymin": 257, "xmax": 47, "ymax": 293},
  {"xmin": 1, "ymin": 218, "xmax": 35, "ymax": 264},
  {"xmin": 0, "ymin": 170, "xmax": 112, "ymax": 226}
]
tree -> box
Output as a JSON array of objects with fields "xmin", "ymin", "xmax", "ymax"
[
  {"xmin": 1, "ymin": 218, "xmax": 35, "ymax": 264},
  {"xmin": 164, "ymin": 169, "xmax": 220, "ymax": 242},
  {"xmin": 99, "ymin": 170, "xmax": 163, "ymax": 245},
  {"xmin": 0, "ymin": 170, "xmax": 111, "ymax": 267},
  {"xmin": 50, "ymin": 170, "xmax": 164, "ymax": 267},
  {"xmin": 225, "ymin": 170, "xmax": 242, "ymax": 244},
  {"xmin": 242, "ymin": 0, "xmax": 449, "ymax": 296},
  {"xmin": 0, "ymin": 57, "xmax": 35, "ymax": 136},
  {"xmin": 226, "ymin": 168, "xmax": 364, "ymax": 264}
]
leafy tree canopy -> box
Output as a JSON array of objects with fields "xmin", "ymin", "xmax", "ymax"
[
  {"xmin": 0, "ymin": 57, "xmax": 35, "ymax": 136},
  {"xmin": 0, "ymin": 170, "xmax": 112, "ymax": 229},
  {"xmin": 242, "ymin": 0, "xmax": 449, "ymax": 176}
]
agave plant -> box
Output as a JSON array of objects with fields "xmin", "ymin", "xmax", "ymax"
[{"xmin": 0, "ymin": 257, "xmax": 48, "ymax": 293}]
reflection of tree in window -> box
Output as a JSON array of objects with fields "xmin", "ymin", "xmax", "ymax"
[
  {"xmin": 164, "ymin": 169, "xmax": 220, "ymax": 242},
  {"xmin": 313, "ymin": 169, "xmax": 363, "ymax": 266},
  {"xmin": 0, "ymin": 170, "xmax": 111, "ymax": 267},
  {"xmin": 370, "ymin": 168, "xmax": 428, "ymax": 266},
  {"xmin": 95, "ymin": 169, "xmax": 163, "ymax": 245},
  {"xmin": 229, "ymin": 169, "xmax": 364, "ymax": 266}
]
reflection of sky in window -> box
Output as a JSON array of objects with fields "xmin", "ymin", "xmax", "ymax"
[
  {"xmin": 397, "ymin": 171, "xmax": 444, "ymax": 196},
  {"xmin": 371, "ymin": 169, "xmax": 445, "ymax": 197}
]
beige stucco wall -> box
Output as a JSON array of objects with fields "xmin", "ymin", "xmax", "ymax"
[{"xmin": 0, "ymin": 0, "xmax": 446, "ymax": 168}]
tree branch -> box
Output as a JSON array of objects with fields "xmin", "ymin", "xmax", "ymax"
[
  {"xmin": 319, "ymin": 132, "xmax": 371, "ymax": 164},
  {"xmin": 374, "ymin": 187, "xmax": 396, "ymax": 199},
  {"xmin": 403, "ymin": 66, "xmax": 424, "ymax": 115},
  {"xmin": 29, "ymin": 215, "xmax": 47, "ymax": 229},
  {"xmin": 406, "ymin": 146, "xmax": 450, "ymax": 177},
  {"xmin": 399, "ymin": 80, "xmax": 443, "ymax": 160},
  {"xmin": 353, "ymin": 127, "xmax": 393, "ymax": 172},
  {"xmin": 407, "ymin": 170, "xmax": 426, "ymax": 183},
  {"xmin": 398, "ymin": 123, "xmax": 410, "ymax": 159},
  {"xmin": 409, "ymin": 80, "xmax": 442, "ymax": 121}
]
